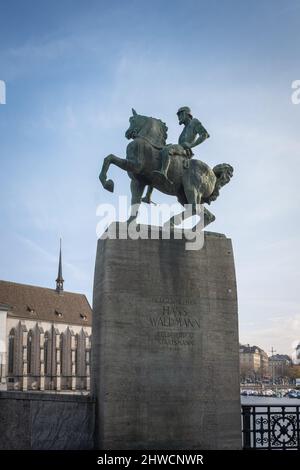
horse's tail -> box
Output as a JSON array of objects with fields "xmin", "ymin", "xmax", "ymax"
[{"xmin": 205, "ymin": 163, "xmax": 234, "ymax": 205}]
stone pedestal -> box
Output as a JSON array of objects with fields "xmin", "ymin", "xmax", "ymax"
[{"xmin": 92, "ymin": 225, "xmax": 241, "ymax": 449}]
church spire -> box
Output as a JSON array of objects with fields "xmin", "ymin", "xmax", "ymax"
[{"xmin": 56, "ymin": 238, "xmax": 64, "ymax": 293}]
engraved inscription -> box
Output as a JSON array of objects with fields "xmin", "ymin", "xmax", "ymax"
[
  {"xmin": 154, "ymin": 331, "xmax": 194, "ymax": 347},
  {"xmin": 151, "ymin": 296, "xmax": 197, "ymax": 306},
  {"xmin": 149, "ymin": 305, "xmax": 200, "ymax": 329},
  {"xmin": 147, "ymin": 302, "xmax": 201, "ymax": 350}
]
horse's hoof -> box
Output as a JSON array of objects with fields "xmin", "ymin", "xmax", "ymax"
[
  {"xmin": 104, "ymin": 179, "xmax": 114, "ymax": 193},
  {"xmin": 127, "ymin": 216, "xmax": 137, "ymax": 224}
]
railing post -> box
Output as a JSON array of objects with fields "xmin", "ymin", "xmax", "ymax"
[{"xmin": 242, "ymin": 405, "xmax": 251, "ymax": 449}]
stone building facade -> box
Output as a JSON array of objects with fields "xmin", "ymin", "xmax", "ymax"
[
  {"xmin": 269, "ymin": 354, "xmax": 292, "ymax": 378},
  {"xmin": 0, "ymin": 279, "xmax": 92, "ymax": 393},
  {"xmin": 239, "ymin": 344, "xmax": 269, "ymax": 379}
]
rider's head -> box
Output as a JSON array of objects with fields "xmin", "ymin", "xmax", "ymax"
[{"xmin": 177, "ymin": 106, "xmax": 193, "ymax": 125}]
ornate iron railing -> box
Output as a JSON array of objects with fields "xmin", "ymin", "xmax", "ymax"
[{"xmin": 242, "ymin": 405, "xmax": 300, "ymax": 450}]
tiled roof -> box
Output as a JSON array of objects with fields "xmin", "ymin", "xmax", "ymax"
[
  {"xmin": 269, "ymin": 354, "xmax": 291, "ymax": 362},
  {"xmin": 240, "ymin": 344, "xmax": 262, "ymax": 354},
  {"xmin": 0, "ymin": 280, "xmax": 92, "ymax": 326}
]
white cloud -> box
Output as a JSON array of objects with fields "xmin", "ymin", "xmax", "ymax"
[{"xmin": 240, "ymin": 313, "xmax": 300, "ymax": 356}]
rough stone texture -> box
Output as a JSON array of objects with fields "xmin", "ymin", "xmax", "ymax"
[
  {"xmin": 0, "ymin": 391, "xmax": 95, "ymax": 449},
  {"xmin": 92, "ymin": 225, "xmax": 241, "ymax": 449}
]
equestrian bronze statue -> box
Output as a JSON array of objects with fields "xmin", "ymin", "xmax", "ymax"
[{"xmin": 99, "ymin": 107, "xmax": 233, "ymax": 227}]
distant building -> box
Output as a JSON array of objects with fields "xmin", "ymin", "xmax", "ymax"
[
  {"xmin": 260, "ymin": 349, "xmax": 269, "ymax": 375},
  {"xmin": 269, "ymin": 354, "xmax": 292, "ymax": 378},
  {"xmin": 240, "ymin": 344, "xmax": 261, "ymax": 372},
  {"xmin": 239, "ymin": 344, "xmax": 269, "ymax": 379},
  {"xmin": 0, "ymin": 243, "xmax": 92, "ymax": 392}
]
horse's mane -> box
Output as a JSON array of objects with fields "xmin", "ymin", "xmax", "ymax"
[
  {"xmin": 137, "ymin": 114, "xmax": 168, "ymax": 147},
  {"xmin": 154, "ymin": 118, "xmax": 168, "ymax": 142}
]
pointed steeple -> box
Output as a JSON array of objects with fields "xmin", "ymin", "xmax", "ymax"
[{"xmin": 56, "ymin": 238, "xmax": 64, "ymax": 293}]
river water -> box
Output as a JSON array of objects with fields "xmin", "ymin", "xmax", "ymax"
[{"xmin": 241, "ymin": 396, "xmax": 300, "ymax": 406}]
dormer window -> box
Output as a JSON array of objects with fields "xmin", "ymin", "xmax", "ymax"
[
  {"xmin": 80, "ymin": 313, "xmax": 87, "ymax": 321},
  {"xmin": 27, "ymin": 305, "xmax": 35, "ymax": 314},
  {"xmin": 55, "ymin": 310, "xmax": 63, "ymax": 318}
]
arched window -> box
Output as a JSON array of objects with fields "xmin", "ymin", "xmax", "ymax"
[
  {"xmin": 8, "ymin": 329, "xmax": 15, "ymax": 374},
  {"xmin": 60, "ymin": 333, "xmax": 64, "ymax": 375},
  {"xmin": 27, "ymin": 331, "xmax": 33, "ymax": 375},
  {"xmin": 75, "ymin": 334, "xmax": 79, "ymax": 376},
  {"xmin": 44, "ymin": 332, "xmax": 50, "ymax": 375}
]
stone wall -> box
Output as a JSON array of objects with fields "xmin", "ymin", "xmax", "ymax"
[{"xmin": 0, "ymin": 391, "xmax": 95, "ymax": 449}]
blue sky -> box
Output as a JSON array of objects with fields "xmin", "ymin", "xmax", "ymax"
[{"xmin": 0, "ymin": 0, "xmax": 300, "ymax": 354}]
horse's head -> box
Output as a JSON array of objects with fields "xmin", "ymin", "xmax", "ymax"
[
  {"xmin": 125, "ymin": 108, "xmax": 168, "ymax": 147},
  {"xmin": 125, "ymin": 108, "xmax": 145, "ymax": 140}
]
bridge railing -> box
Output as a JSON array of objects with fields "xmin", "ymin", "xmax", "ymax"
[{"xmin": 241, "ymin": 404, "xmax": 300, "ymax": 450}]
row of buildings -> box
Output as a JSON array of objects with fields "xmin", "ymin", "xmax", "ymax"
[
  {"xmin": 0, "ymin": 246, "xmax": 92, "ymax": 393},
  {"xmin": 239, "ymin": 343, "xmax": 297, "ymax": 383}
]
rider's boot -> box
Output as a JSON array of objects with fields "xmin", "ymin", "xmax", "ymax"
[{"xmin": 153, "ymin": 154, "xmax": 173, "ymax": 185}]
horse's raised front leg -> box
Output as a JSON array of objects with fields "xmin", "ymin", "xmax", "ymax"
[
  {"xmin": 99, "ymin": 154, "xmax": 136, "ymax": 193},
  {"xmin": 128, "ymin": 179, "xmax": 146, "ymax": 224}
]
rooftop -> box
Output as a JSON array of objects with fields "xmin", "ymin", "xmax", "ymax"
[
  {"xmin": 269, "ymin": 354, "xmax": 291, "ymax": 362},
  {"xmin": 240, "ymin": 344, "xmax": 265, "ymax": 354},
  {"xmin": 0, "ymin": 280, "xmax": 92, "ymax": 326}
]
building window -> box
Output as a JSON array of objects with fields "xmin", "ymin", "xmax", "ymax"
[
  {"xmin": 75, "ymin": 334, "xmax": 79, "ymax": 376},
  {"xmin": 60, "ymin": 333, "xmax": 64, "ymax": 375},
  {"xmin": 27, "ymin": 331, "xmax": 33, "ymax": 375},
  {"xmin": 44, "ymin": 332, "xmax": 50, "ymax": 375},
  {"xmin": 8, "ymin": 329, "xmax": 15, "ymax": 374},
  {"xmin": 27, "ymin": 305, "xmax": 36, "ymax": 315}
]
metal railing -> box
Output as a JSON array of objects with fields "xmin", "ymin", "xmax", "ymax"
[{"xmin": 242, "ymin": 405, "xmax": 300, "ymax": 450}]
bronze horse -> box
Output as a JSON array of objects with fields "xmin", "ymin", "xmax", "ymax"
[{"xmin": 99, "ymin": 109, "xmax": 233, "ymax": 227}]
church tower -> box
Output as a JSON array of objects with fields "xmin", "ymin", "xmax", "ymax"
[{"xmin": 56, "ymin": 239, "xmax": 64, "ymax": 293}]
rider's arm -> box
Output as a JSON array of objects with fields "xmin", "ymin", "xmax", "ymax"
[{"xmin": 190, "ymin": 121, "xmax": 210, "ymax": 149}]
